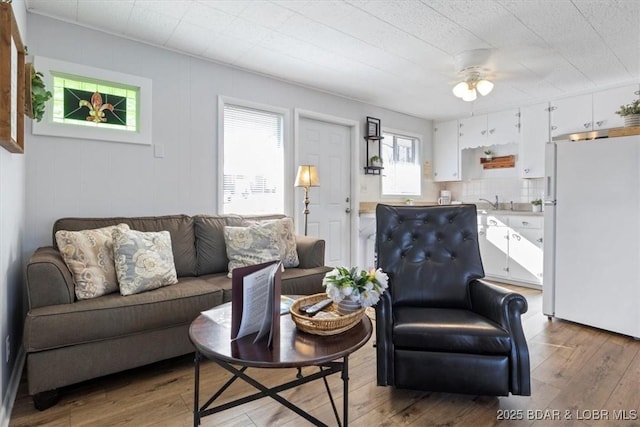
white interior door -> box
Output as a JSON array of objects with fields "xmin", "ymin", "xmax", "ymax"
[{"xmin": 297, "ymin": 117, "xmax": 351, "ymax": 267}]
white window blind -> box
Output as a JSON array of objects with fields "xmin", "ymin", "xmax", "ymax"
[
  {"xmin": 381, "ymin": 132, "xmax": 421, "ymax": 196},
  {"xmin": 222, "ymin": 104, "xmax": 284, "ymax": 214}
]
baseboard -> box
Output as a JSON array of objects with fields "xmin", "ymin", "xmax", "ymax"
[{"xmin": 0, "ymin": 346, "xmax": 25, "ymax": 427}]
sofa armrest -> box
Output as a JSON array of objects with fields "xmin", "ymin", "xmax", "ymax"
[
  {"xmin": 469, "ymin": 279, "xmax": 530, "ymax": 395},
  {"xmin": 26, "ymin": 246, "xmax": 75, "ymax": 309},
  {"xmin": 295, "ymin": 235, "xmax": 326, "ymax": 268}
]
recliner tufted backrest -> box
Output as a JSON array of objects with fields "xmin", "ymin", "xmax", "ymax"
[{"xmin": 375, "ymin": 204, "xmax": 484, "ymax": 309}]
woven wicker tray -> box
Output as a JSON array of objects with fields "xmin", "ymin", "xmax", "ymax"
[{"xmin": 290, "ymin": 294, "xmax": 365, "ymax": 336}]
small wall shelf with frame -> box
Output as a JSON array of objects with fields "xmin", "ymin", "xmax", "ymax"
[{"xmin": 364, "ymin": 116, "xmax": 384, "ymax": 175}]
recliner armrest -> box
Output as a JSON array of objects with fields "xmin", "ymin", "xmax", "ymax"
[
  {"xmin": 469, "ymin": 279, "xmax": 531, "ymax": 395},
  {"xmin": 374, "ymin": 291, "xmax": 394, "ymax": 386},
  {"xmin": 469, "ymin": 279, "xmax": 528, "ymax": 327}
]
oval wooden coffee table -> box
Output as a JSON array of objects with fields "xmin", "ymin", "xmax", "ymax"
[{"xmin": 189, "ymin": 301, "xmax": 373, "ymax": 427}]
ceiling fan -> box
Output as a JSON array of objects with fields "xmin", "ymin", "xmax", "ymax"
[{"xmin": 452, "ymin": 49, "xmax": 495, "ymax": 102}]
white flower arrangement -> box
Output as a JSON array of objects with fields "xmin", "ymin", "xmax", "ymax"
[{"xmin": 322, "ymin": 266, "xmax": 389, "ymax": 308}]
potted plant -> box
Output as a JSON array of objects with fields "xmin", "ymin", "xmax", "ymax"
[
  {"xmin": 531, "ymin": 199, "xmax": 543, "ymax": 212},
  {"xmin": 615, "ymin": 99, "xmax": 640, "ymax": 127},
  {"xmin": 370, "ymin": 155, "xmax": 383, "ymax": 168},
  {"xmin": 483, "ymin": 149, "xmax": 493, "ymax": 161},
  {"xmin": 26, "ymin": 62, "xmax": 52, "ymax": 122}
]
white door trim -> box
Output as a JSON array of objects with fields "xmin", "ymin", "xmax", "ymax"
[{"xmin": 294, "ymin": 109, "xmax": 360, "ymax": 267}]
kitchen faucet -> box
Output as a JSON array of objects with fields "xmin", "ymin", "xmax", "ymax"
[{"xmin": 479, "ymin": 195, "xmax": 499, "ymax": 210}]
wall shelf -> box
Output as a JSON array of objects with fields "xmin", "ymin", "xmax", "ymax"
[
  {"xmin": 364, "ymin": 134, "xmax": 384, "ymax": 175},
  {"xmin": 480, "ymin": 155, "xmax": 515, "ymax": 169}
]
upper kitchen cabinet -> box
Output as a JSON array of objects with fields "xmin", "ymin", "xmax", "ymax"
[
  {"xmin": 459, "ymin": 108, "xmax": 520, "ymax": 149},
  {"xmin": 459, "ymin": 115, "xmax": 486, "ymax": 149},
  {"xmin": 433, "ymin": 119, "xmax": 460, "ymax": 182},
  {"xmin": 593, "ymin": 85, "xmax": 640, "ymax": 130},
  {"xmin": 550, "ymin": 84, "xmax": 640, "ymax": 137},
  {"xmin": 487, "ymin": 109, "xmax": 521, "ymax": 146},
  {"xmin": 519, "ymin": 103, "xmax": 550, "ymax": 178}
]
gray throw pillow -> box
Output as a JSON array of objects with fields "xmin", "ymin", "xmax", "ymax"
[
  {"xmin": 223, "ymin": 224, "xmax": 282, "ymax": 278},
  {"xmin": 112, "ymin": 228, "xmax": 178, "ymax": 296}
]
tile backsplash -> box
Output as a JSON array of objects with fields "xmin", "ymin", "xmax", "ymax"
[{"xmin": 444, "ymin": 178, "xmax": 545, "ymax": 204}]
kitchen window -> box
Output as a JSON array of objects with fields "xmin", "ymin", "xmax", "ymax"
[
  {"xmin": 221, "ymin": 102, "xmax": 285, "ymax": 215},
  {"xmin": 381, "ymin": 131, "xmax": 421, "ymax": 196}
]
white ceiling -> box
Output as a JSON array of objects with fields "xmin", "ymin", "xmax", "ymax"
[{"xmin": 25, "ymin": 0, "xmax": 640, "ymax": 120}]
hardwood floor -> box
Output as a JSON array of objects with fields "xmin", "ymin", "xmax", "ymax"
[{"xmin": 9, "ymin": 285, "xmax": 640, "ymax": 427}]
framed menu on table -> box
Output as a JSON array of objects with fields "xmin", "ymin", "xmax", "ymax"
[{"xmin": 0, "ymin": 2, "xmax": 25, "ymax": 154}]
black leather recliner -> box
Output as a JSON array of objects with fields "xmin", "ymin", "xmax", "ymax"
[{"xmin": 375, "ymin": 204, "xmax": 531, "ymax": 396}]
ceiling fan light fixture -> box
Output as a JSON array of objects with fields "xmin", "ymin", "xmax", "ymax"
[
  {"xmin": 452, "ymin": 81, "xmax": 469, "ymax": 98},
  {"xmin": 462, "ymin": 88, "xmax": 477, "ymax": 102},
  {"xmin": 476, "ymin": 79, "xmax": 494, "ymax": 96}
]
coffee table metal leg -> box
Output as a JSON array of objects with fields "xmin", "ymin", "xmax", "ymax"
[
  {"xmin": 322, "ymin": 367, "xmax": 340, "ymax": 426},
  {"xmin": 342, "ymin": 356, "xmax": 349, "ymax": 427},
  {"xmin": 193, "ymin": 351, "xmax": 201, "ymax": 427}
]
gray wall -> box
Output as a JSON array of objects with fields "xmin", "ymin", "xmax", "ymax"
[
  {"xmin": 1, "ymin": 0, "xmax": 27, "ymax": 422},
  {"xmin": 24, "ymin": 13, "xmax": 431, "ymax": 258}
]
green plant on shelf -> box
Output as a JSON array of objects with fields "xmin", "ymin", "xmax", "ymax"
[
  {"xmin": 615, "ymin": 99, "xmax": 640, "ymax": 116},
  {"xmin": 531, "ymin": 199, "xmax": 542, "ymax": 206},
  {"xmin": 369, "ymin": 155, "xmax": 383, "ymax": 167}
]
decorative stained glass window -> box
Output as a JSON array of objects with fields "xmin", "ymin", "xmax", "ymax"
[
  {"xmin": 33, "ymin": 56, "xmax": 151, "ymax": 145},
  {"xmin": 51, "ymin": 75, "xmax": 138, "ymax": 132}
]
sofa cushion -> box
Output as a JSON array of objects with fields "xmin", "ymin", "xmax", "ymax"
[
  {"xmin": 194, "ymin": 215, "xmax": 246, "ymax": 275},
  {"xmin": 112, "ymin": 229, "xmax": 178, "ymax": 296},
  {"xmin": 54, "ymin": 215, "xmax": 197, "ymax": 277},
  {"xmin": 23, "ymin": 277, "xmax": 225, "ymax": 352},
  {"xmin": 246, "ymin": 218, "xmax": 299, "ymax": 268},
  {"xmin": 55, "ymin": 223, "xmax": 130, "ymax": 300},
  {"xmin": 223, "ymin": 223, "xmax": 281, "ymax": 277},
  {"xmin": 392, "ymin": 307, "xmax": 511, "ymax": 354}
]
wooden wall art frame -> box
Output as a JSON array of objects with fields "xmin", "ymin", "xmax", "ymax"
[{"xmin": 0, "ymin": 2, "xmax": 25, "ymax": 153}]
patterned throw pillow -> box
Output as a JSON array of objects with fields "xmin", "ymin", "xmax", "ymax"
[
  {"xmin": 55, "ymin": 224, "xmax": 130, "ymax": 300},
  {"xmin": 112, "ymin": 229, "xmax": 178, "ymax": 296},
  {"xmin": 223, "ymin": 224, "xmax": 282, "ymax": 278},
  {"xmin": 247, "ymin": 218, "xmax": 300, "ymax": 268}
]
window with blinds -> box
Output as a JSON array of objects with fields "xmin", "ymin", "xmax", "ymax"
[
  {"xmin": 381, "ymin": 132, "xmax": 421, "ymax": 196},
  {"xmin": 222, "ymin": 104, "xmax": 284, "ymax": 214}
]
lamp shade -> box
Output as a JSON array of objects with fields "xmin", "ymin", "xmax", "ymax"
[{"xmin": 295, "ymin": 165, "xmax": 320, "ymax": 187}]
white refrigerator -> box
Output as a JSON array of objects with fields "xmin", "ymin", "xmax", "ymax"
[{"xmin": 543, "ymin": 135, "xmax": 640, "ymax": 338}]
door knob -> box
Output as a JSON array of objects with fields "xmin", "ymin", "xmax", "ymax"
[{"xmin": 345, "ymin": 208, "xmax": 352, "ymax": 214}]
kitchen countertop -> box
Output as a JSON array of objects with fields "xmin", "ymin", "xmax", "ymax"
[
  {"xmin": 477, "ymin": 209, "xmax": 544, "ymax": 217},
  {"xmin": 359, "ymin": 202, "xmax": 544, "ymax": 217}
]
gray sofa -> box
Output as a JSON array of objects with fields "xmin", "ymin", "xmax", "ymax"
[{"xmin": 24, "ymin": 214, "xmax": 332, "ymax": 409}]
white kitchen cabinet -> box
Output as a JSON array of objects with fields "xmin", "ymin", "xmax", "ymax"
[
  {"xmin": 519, "ymin": 103, "xmax": 549, "ymax": 178},
  {"xmin": 593, "ymin": 84, "xmax": 640, "ymax": 130},
  {"xmin": 550, "ymin": 93, "xmax": 592, "ymax": 137},
  {"xmin": 459, "ymin": 109, "xmax": 520, "ymax": 149},
  {"xmin": 550, "ymin": 84, "xmax": 640, "ymax": 137},
  {"xmin": 478, "ymin": 221, "xmax": 509, "ymax": 279},
  {"xmin": 487, "ymin": 109, "xmax": 521, "ymax": 146},
  {"xmin": 433, "ymin": 119, "xmax": 460, "ymax": 182},
  {"xmin": 458, "ymin": 115, "xmax": 486, "ymax": 149},
  {"xmin": 477, "ymin": 212, "xmax": 543, "ymax": 287},
  {"xmin": 508, "ymin": 216, "xmax": 544, "ymax": 284}
]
